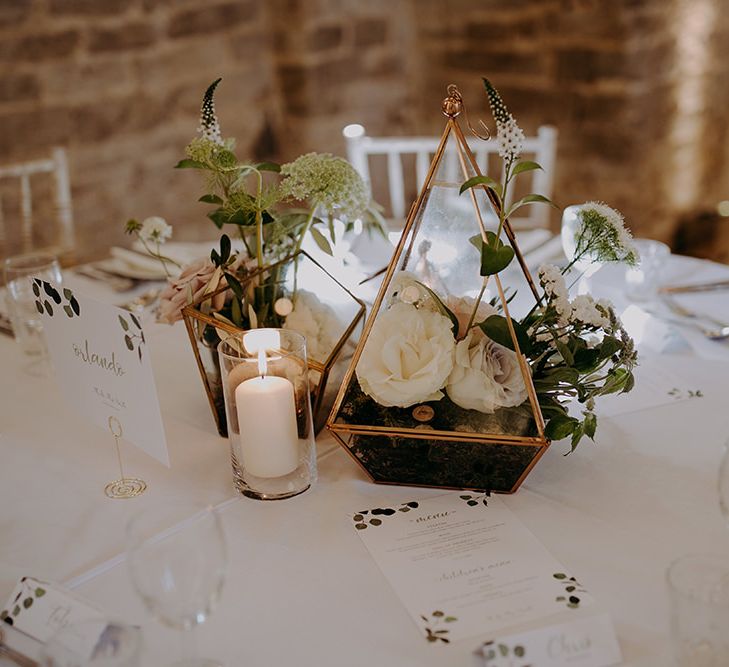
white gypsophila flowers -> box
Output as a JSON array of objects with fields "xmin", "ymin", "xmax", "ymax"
[
  {"xmin": 139, "ymin": 216, "xmax": 172, "ymax": 244},
  {"xmin": 575, "ymin": 202, "xmax": 639, "ymax": 265},
  {"xmin": 280, "ymin": 152, "xmax": 370, "ymax": 220},
  {"xmin": 538, "ymin": 264, "xmax": 570, "ymax": 319},
  {"xmin": 569, "ymin": 295, "xmax": 609, "ymax": 328}
]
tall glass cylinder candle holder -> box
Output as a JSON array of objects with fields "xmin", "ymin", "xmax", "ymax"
[{"xmin": 219, "ymin": 329, "xmax": 316, "ymax": 500}]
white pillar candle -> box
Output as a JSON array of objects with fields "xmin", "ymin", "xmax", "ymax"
[{"xmin": 234, "ymin": 329, "xmax": 299, "ymax": 479}]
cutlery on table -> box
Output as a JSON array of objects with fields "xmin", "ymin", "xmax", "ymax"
[
  {"xmin": 653, "ymin": 296, "xmax": 729, "ymax": 340},
  {"xmin": 660, "ymin": 279, "xmax": 729, "ymax": 294},
  {"xmin": 75, "ymin": 265, "xmax": 137, "ymax": 292}
]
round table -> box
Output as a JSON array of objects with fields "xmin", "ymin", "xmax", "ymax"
[{"xmin": 2, "ymin": 251, "xmax": 729, "ymax": 666}]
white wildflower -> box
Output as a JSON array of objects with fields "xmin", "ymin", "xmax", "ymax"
[
  {"xmin": 573, "ymin": 202, "xmax": 639, "ymax": 265},
  {"xmin": 496, "ymin": 116, "xmax": 525, "ymax": 161},
  {"xmin": 484, "ymin": 78, "xmax": 524, "ymax": 161},
  {"xmin": 139, "ymin": 216, "xmax": 172, "ymax": 244},
  {"xmin": 569, "ymin": 294, "xmax": 609, "ymax": 328},
  {"xmin": 538, "ymin": 264, "xmax": 570, "ymax": 319},
  {"xmin": 198, "ymin": 78, "xmax": 224, "ymax": 146}
]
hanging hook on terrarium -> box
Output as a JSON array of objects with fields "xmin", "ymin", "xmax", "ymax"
[{"xmin": 442, "ymin": 84, "xmax": 491, "ymax": 141}]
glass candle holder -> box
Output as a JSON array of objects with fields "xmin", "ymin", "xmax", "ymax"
[{"xmin": 219, "ymin": 328, "xmax": 316, "ymax": 500}]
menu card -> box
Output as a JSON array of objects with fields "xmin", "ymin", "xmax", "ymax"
[
  {"xmin": 36, "ymin": 280, "xmax": 169, "ymax": 466},
  {"xmin": 352, "ymin": 492, "xmax": 607, "ymax": 645}
]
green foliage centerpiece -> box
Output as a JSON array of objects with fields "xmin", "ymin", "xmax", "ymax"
[
  {"xmin": 327, "ymin": 81, "xmax": 638, "ymax": 493},
  {"xmin": 125, "ymin": 79, "xmax": 385, "ymax": 436}
]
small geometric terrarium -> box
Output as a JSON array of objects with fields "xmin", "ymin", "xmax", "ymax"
[
  {"xmin": 327, "ymin": 85, "xmax": 550, "ymax": 494},
  {"xmin": 183, "ymin": 249, "xmax": 365, "ymax": 437}
]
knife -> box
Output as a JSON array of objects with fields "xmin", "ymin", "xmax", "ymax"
[{"xmin": 660, "ymin": 279, "xmax": 729, "ymax": 294}]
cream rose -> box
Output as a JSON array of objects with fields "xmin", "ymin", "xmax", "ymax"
[
  {"xmin": 446, "ymin": 330, "xmax": 528, "ymax": 413},
  {"xmin": 356, "ymin": 302, "xmax": 455, "ymax": 407},
  {"xmin": 446, "ymin": 295, "xmax": 498, "ymax": 339}
]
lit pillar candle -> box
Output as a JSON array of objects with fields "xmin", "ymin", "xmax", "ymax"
[{"xmin": 235, "ymin": 330, "xmax": 300, "ymax": 478}]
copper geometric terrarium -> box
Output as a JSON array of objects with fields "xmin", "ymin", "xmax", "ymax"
[
  {"xmin": 327, "ymin": 86, "xmax": 550, "ymax": 493},
  {"xmin": 183, "ymin": 249, "xmax": 365, "ymax": 437}
]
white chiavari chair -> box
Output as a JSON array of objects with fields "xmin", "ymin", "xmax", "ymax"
[
  {"xmin": 0, "ymin": 146, "xmax": 74, "ymax": 261},
  {"xmin": 343, "ymin": 124, "xmax": 557, "ymax": 230}
]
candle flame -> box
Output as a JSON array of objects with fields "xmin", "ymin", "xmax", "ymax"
[{"xmin": 257, "ymin": 347, "xmax": 267, "ymax": 378}]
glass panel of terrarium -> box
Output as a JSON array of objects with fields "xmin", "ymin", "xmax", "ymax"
[
  {"xmin": 281, "ymin": 253, "xmax": 361, "ymax": 367},
  {"xmin": 397, "ymin": 129, "xmax": 501, "ymax": 301},
  {"xmin": 337, "ymin": 126, "xmax": 539, "ymax": 440}
]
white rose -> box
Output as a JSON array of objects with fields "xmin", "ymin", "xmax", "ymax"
[
  {"xmin": 283, "ymin": 290, "xmax": 342, "ymax": 364},
  {"xmin": 446, "ymin": 330, "xmax": 529, "ymax": 413},
  {"xmin": 356, "ymin": 302, "xmax": 455, "ymax": 407}
]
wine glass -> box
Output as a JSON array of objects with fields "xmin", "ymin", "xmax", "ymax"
[
  {"xmin": 126, "ymin": 505, "xmax": 227, "ymax": 667},
  {"xmin": 3, "ymin": 251, "xmax": 63, "ymax": 375},
  {"xmin": 560, "ymin": 205, "xmax": 601, "ymax": 292},
  {"xmin": 718, "ymin": 440, "xmax": 729, "ymax": 523}
]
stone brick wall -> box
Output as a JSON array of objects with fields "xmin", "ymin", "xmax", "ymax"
[{"xmin": 1, "ymin": 0, "xmax": 728, "ymax": 262}]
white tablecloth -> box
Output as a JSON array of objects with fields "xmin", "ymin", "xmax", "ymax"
[{"xmin": 2, "ymin": 253, "xmax": 729, "ymax": 666}]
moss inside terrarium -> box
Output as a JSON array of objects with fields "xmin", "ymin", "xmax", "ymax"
[{"xmin": 337, "ymin": 381, "xmax": 543, "ymax": 493}]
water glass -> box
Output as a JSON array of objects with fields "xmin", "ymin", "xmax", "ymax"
[
  {"xmin": 624, "ymin": 239, "xmax": 670, "ymax": 301},
  {"xmin": 3, "ymin": 251, "xmax": 62, "ymax": 357},
  {"xmin": 39, "ymin": 620, "xmax": 141, "ymax": 667},
  {"xmin": 126, "ymin": 505, "xmax": 227, "ymax": 667},
  {"xmin": 667, "ymin": 554, "xmax": 729, "ymax": 666}
]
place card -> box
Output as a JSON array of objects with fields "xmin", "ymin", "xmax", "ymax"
[
  {"xmin": 36, "ymin": 280, "xmax": 169, "ymax": 466},
  {"xmin": 1, "ymin": 576, "xmax": 105, "ymax": 651},
  {"xmin": 477, "ymin": 612, "xmax": 621, "ymax": 666},
  {"xmin": 352, "ymin": 492, "xmax": 604, "ymax": 644}
]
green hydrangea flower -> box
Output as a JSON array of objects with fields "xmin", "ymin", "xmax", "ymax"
[{"xmin": 280, "ymin": 152, "xmax": 370, "ymax": 220}]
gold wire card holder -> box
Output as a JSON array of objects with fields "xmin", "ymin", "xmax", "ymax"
[
  {"xmin": 182, "ymin": 250, "xmax": 366, "ymax": 437},
  {"xmin": 104, "ymin": 416, "xmax": 147, "ymax": 499},
  {"xmin": 327, "ymin": 85, "xmax": 550, "ymax": 494}
]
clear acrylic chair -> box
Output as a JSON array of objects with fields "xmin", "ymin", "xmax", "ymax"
[
  {"xmin": 0, "ymin": 146, "xmax": 75, "ymax": 262},
  {"xmin": 343, "ymin": 123, "xmax": 557, "ymax": 230}
]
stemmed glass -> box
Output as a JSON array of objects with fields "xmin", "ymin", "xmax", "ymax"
[
  {"xmin": 718, "ymin": 440, "xmax": 729, "ymax": 523},
  {"xmin": 560, "ymin": 205, "xmax": 602, "ymax": 293},
  {"xmin": 126, "ymin": 506, "xmax": 227, "ymax": 667}
]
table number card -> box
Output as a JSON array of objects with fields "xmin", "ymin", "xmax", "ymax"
[
  {"xmin": 352, "ymin": 492, "xmax": 618, "ymax": 653},
  {"xmin": 35, "ymin": 280, "xmax": 169, "ymax": 466}
]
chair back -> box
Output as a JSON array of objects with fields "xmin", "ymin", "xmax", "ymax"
[
  {"xmin": 0, "ymin": 147, "xmax": 74, "ymax": 261},
  {"xmin": 343, "ymin": 124, "xmax": 557, "ymax": 229}
]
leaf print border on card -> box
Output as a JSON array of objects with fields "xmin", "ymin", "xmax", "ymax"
[
  {"xmin": 352, "ymin": 501, "xmax": 420, "ymax": 529},
  {"xmin": 33, "ymin": 280, "xmax": 80, "ymax": 319},
  {"xmin": 553, "ymin": 572, "xmax": 588, "ymax": 609},
  {"xmin": 420, "ymin": 610, "xmax": 457, "ymax": 644},
  {"xmin": 118, "ymin": 312, "xmax": 146, "ymax": 363},
  {"xmin": 0, "ymin": 577, "xmax": 46, "ymax": 627}
]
